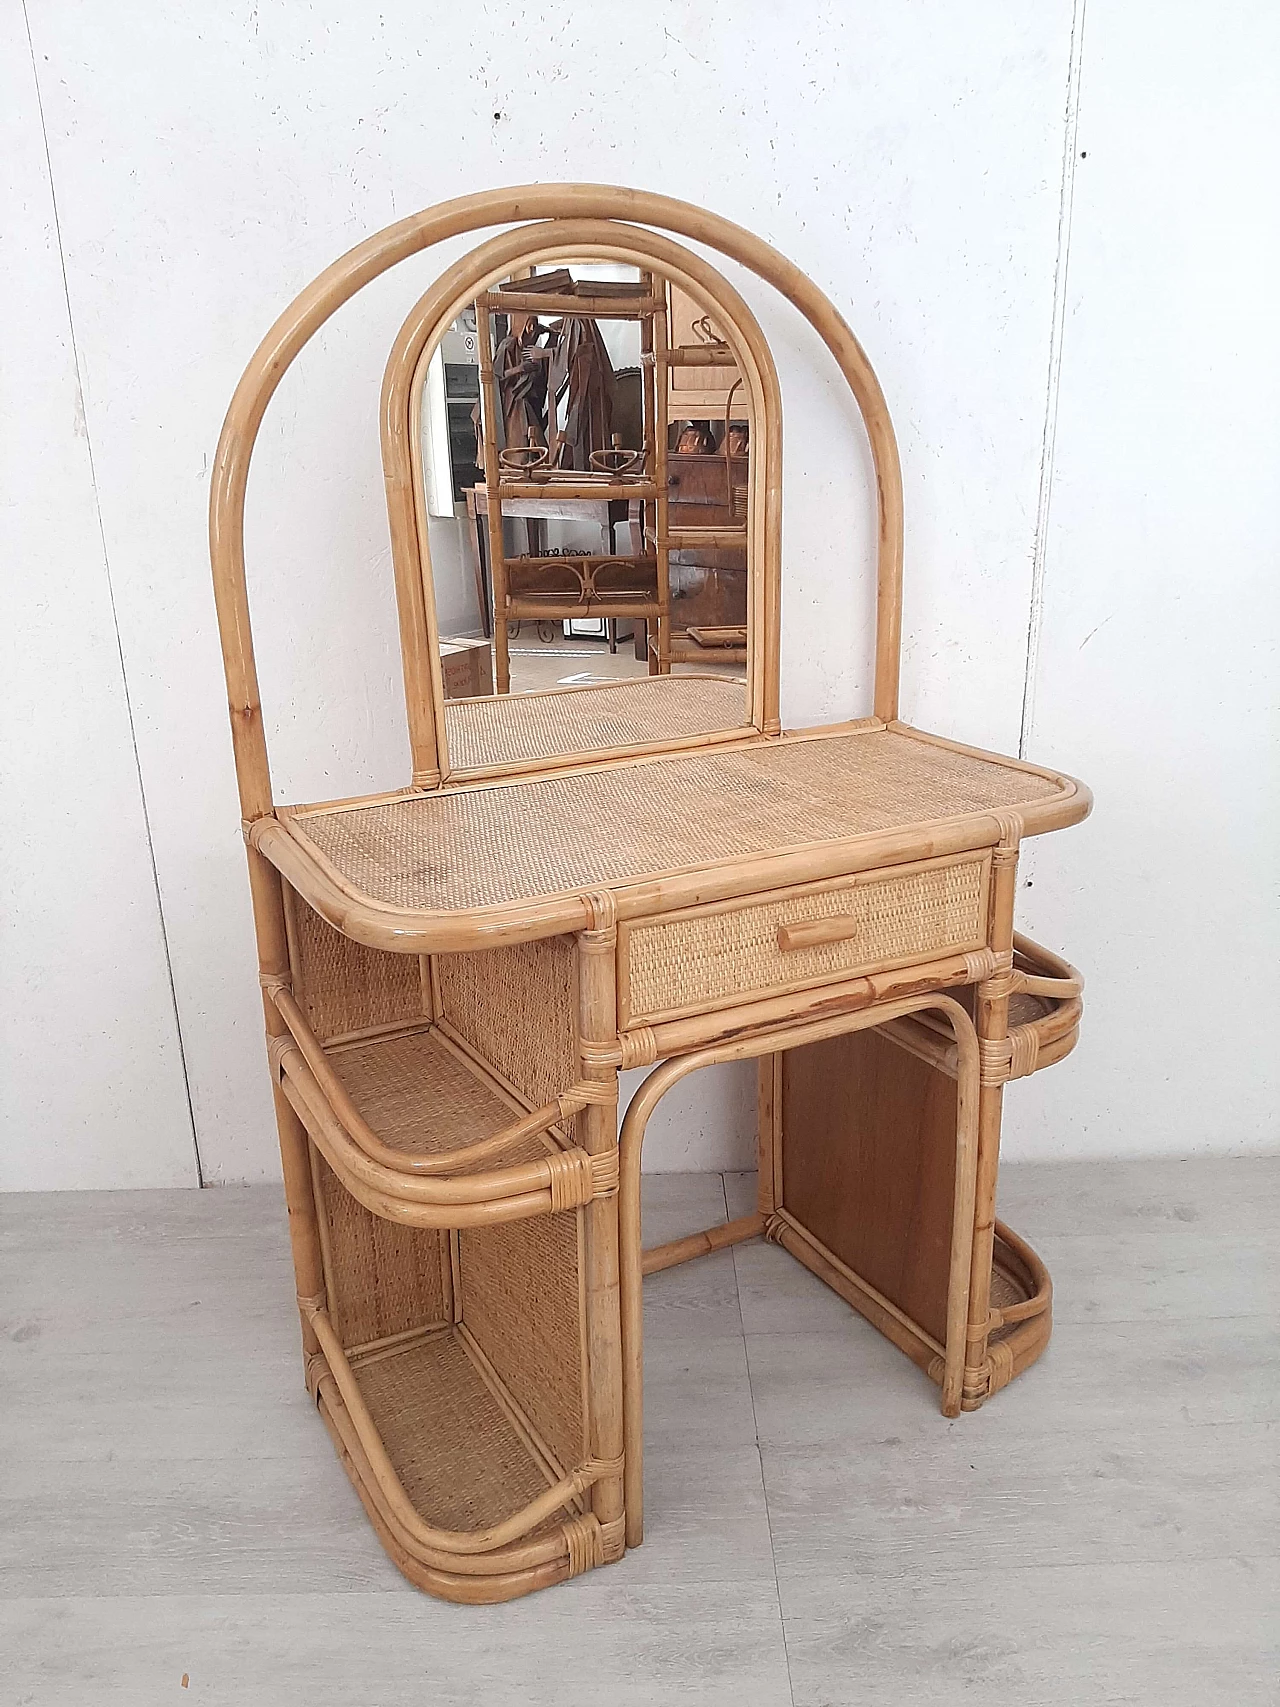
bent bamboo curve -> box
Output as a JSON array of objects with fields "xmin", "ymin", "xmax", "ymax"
[{"xmin": 210, "ymin": 184, "xmax": 904, "ymax": 823}]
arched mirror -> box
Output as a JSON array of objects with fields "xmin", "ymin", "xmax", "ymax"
[{"xmin": 381, "ymin": 222, "xmax": 782, "ymax": 784}]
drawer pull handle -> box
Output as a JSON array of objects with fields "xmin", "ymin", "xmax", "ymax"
[{"xmin": 777, "ymin": 915, "xmax": 860, "ymax": 953}]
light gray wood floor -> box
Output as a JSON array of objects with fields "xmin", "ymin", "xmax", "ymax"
[{"xmin": 2, "ymin": 1157, "xmax": 1276, "ymax": 1704}]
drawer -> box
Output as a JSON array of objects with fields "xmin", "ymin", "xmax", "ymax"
[{"xmin": 617, "ymin": 852, "xmax": 991, "ymax": 1028}]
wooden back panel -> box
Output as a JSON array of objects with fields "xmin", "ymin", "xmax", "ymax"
[{"xmin": 781, "ymin": 1027, "xmax": 957, "ymax": 1346}]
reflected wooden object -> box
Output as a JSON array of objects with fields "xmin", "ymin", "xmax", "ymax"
[{"xmin": 209, "ymin": 185, "xmax": 1091, "ymax": 1603}]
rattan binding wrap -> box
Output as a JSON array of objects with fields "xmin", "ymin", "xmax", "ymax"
[
  {"xmin": 290, "ymin": 730, "xmax": 1061, "ymax": 914},
  {"xmin": 623, "ymin": 855, "xmax": 987, "ymax": 1023},
  {"xmin": 444, "ymin": 676, "xmax": 747, "ymax": 772}
]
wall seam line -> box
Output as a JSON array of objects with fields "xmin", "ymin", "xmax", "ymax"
[
  {"xmin": 22, "ymin": 2, "xmax": 205, "ymax": 1186},
  {"xmin": 1019, "ymin": 0, "xmax": 1088, "ymax": 760}
]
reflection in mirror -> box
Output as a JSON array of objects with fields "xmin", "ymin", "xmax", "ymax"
[{"xmin": 418, "ymin": 262, "xmax": 752, "ymax": 745}]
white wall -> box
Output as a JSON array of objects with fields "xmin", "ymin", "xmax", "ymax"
[
  {"xmin": 1016, "ymin": 0, "xmax": 1280, "ymax": 1158},
  {"xmin": 1, "ymin": 0, "xmax": 1275, "ymax": 1189},
  {"xmin": 1, "ymin": 10, "xmax": 197, "ymax": 1189}
]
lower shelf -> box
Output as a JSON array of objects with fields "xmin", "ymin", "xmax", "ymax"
[
  {"xmin": 310, "ymin": 1323, "xmax": 618, "ymax": 1604},
  {"xmin": 353, "ymin": 1329, "xmax": 564, "ymax": 1535}
]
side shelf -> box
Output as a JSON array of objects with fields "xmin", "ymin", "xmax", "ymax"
[
  {"xmin": 270, "ymin": 893, "xmax": 624, "ymax": 1601},
  {"xmin": 772, "ymin": 933, "xmax": 1081, "ymax": 1408}
]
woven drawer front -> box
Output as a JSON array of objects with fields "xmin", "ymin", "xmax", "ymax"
[{"xmin": 620, "ymin": 854, "xmax": 990, "ymax": 1026}]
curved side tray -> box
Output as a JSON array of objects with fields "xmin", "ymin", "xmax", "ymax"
[
  {"xmin": 263, "ymin": 979, "xmax": 618, "ymax": 1228},
  {"xmin": 873, "ymin": 933, "xmax": 1079, "ymax": 1406},
  {"xmin": 877, "ymin": 932, "xmax": 1084, "ymax": 1084}
]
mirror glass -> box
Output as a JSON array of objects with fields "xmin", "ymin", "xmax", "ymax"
[{"xmin": 417, "ymin": 259, "xmax": 755, "ymax": 770}]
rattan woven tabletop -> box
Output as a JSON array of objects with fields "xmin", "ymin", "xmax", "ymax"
[
  {"xmin": 443, "ymin": 675, "xmax": 747, "ymax": 771},
  {"xmin": 286, "ymin": 728, "xmax": 1065, "ymax": 914}
]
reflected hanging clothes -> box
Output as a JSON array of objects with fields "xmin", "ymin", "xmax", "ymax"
[{"xmin": 548, "ymin": 316, "xmax": 615, "ymax": 471}]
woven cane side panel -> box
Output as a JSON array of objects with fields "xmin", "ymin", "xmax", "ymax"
[
  {"xmin": 624, "ymin": 857, "xmax": 988, "ymax": 1023},
  {"xmin": 457, "ymin": 1208, "xmax": 586, "ymax": 1474},
  {"xmin": 287, "ymin": 891, "xmax": 424, "ymax": 1042},
  {"xmin": 354, "ymin": 1332, "xmax": 555, "ymax": 1532},
  {"xmin": 291, "ymin": 731, "xmax": 1061, "ymax": 913},
  {"xmin": 435, "ymin": 937, "xmax": 579, "ymax": 1114},
  {"xmin": 314, "ymin": 1155, "xmax": 449, "ymax": 1346},
  {"xmin": 445, "ymin": 675, "xmax": 747, "ymax": 771}
]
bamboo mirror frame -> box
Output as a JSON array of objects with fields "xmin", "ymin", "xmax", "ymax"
[
  {"xmin": 210, "ymin": 185, "xmax": 904, "ymax": 822},
  {"xmin": 383, "ymin": 223, "xmax": 781, "ymax": 784}
]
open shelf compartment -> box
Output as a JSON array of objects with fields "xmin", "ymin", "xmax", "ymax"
[{"xmin": 275, "ymin": 892, "xmax": 621, "ymax": 1601}]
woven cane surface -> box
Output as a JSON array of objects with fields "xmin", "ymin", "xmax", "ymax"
[
  {"xmin": 292, "ymin": 730, "xmax": 1061, "ymax": 914},
  {"xmin": 355, "ymin": 1330, "xmax": 555, "ymax": 1531},
  {"xmin": 290, "ymin": 895, "xmax": 424, "ymax": 1040},
  {"xmin": 314, "ymin": 1156, "xmax": 449, "ymax": 1346},
  {"xmin": 327, "ymin": 1029, "xmax": 534, "ymax": 1167},
  {"xmin": 444, "ymin": 676, "xmax": 747, "ymax": 770},
  {"xmin": 435, "ymin": 938, "xmax": 579, "ymax": 1115},
  {"xmin": 459, "ymin": 1211, "xmax": 586, "ymax": 1474}
]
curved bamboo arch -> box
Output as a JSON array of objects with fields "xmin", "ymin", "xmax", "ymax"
[
  {"xmin": 210, "ymin": 183, "xmax": 903, "ymax": 824},
  {"xmin": 378, "ymin": 220, "xmax": 784, "ymax": 784}
]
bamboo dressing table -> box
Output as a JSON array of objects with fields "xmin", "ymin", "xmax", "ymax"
[{"xmin": 210, "ymin": 187, "xmax": 1091, "ymax": 1604}]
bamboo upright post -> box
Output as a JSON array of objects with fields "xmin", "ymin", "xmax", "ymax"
[
  {"xmin": 756, "ymin": 1053, "xmax": 782, "ymax": 1216},
  {"xmin": 639, "ymin": 273, "xmax": 658, "ymax": 669},
  {"xmin": 249, "ymin": 831, "xmax": 327, "ymax": 1364},
  {"xmin": 576, "ymin": 895, "xmax": 626, "ymax": 1562},
  {"xmin": 964, "ymin": 814, "xmax": 1022, "ymax": 1408}
]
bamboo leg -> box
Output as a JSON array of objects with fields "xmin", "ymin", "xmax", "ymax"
[
  {"xmin": 577, "ymin": 898, "xmax": 626, "ymax": 1562},
  {"xmin": 963, "ymin": 823, "xmax": 1021, "ymax": 1409},
  {"xmin": 939, "ymin": 1014, "xmax": 980, "ymax": 1416},
  {"xmin": 252, "ymin": 852, "xmax": 325, "ymax": 1362},
  {"xmin": 619, "ymin": 1092, "xmax": 645, "ymax": 1547},
  {"xmin": 756, "ymin": 1053, "xmax": 781, "ymax": 1216}
]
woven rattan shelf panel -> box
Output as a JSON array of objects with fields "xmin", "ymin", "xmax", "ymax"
[
  {"xmin": 353, "ymin": 1329, "xmax": 561, "ymax": 1533},
  {"xmin": 313, "ymin": 1155, "xmax": 451, "ymax": 1348},
  {"xmin": 619, "ymin": 853, "xmax": 988, "ymax": 1025},
  {"xmin": 458, "ymin": 1212, "xmax": 587, "ymax": 1472},
  {"xmin": 289, "ymin": 729, "xmax": 1063, "ymax": 914},
  {"xmin": 326, "ymin": 1027, "xmax": 542, "ymax": 1166},
  {"xmin": 443, "ymin": 676, "xmax": 748, "ymax": 773}
]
